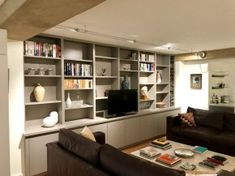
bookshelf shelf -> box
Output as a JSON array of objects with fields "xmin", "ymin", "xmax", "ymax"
[
  {"xmin": 24, "ymin": 75, "xmax": 61, "ymax": 78},
  {"xmin": 95, "ymin": 55, "xmax": 117, "ymax": 60},
  {"xmin": 65, "ymin": 104, "xmax": 93, "ymax": 110},
  {"xmin": 24, "ymin": 55, "xmax": 61, "ymax": 60},
  {"xmin": 25, "ymin": 100, "xmax": 62, "ymax": 106}
]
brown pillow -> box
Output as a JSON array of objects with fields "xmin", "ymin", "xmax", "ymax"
[{"xmin": 179, "ymin": 112, "xmax": 196, "ymax": 127}]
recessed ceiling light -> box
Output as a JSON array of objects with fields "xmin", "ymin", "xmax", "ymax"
[{"xmin": 127, "ymin": 40, "xmax": 136, "ymax": 44}]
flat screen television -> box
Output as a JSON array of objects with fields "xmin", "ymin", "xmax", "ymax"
[{"xmin": 108, "ymin": 89, "xmax": 138, "ymax": 117}]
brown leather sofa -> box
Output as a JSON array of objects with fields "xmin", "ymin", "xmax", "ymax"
[
  {"xmin": 47, "ymin": 129, "xmax": 185, "ymax": 176},
  {"xmin": 167, "ymin": 107, "xmax": 235, "ymax": 156}
]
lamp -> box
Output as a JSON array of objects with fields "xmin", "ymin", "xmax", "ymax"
[{"xmin": 197, "ymin": 51, "xmax": 207, "ymax": 59}]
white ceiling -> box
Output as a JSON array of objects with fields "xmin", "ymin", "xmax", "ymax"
[{"xmin": 45, "ymin": 0, "xmax": 235, "ymax": 54}]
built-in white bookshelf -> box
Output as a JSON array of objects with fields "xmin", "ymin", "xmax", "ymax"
[{"xmin": 23, "ymin": 35, "xmax": 175, "ymax": 133}]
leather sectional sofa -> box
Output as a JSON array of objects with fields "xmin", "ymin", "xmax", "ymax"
[
  {"xmin": 167, "ymin": 107, "xmax": 235, "ymax": 156},
  {"xmin": 47, "ymin": 129, "xmax": 185, "ymax": 176}
]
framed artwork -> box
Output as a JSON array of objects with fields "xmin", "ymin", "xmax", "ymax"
[{"xmin": 190, "ymin": 74, "xmax": 202, "ymax": 89}]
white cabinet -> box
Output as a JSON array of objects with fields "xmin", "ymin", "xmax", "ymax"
[
  {"xmin": 25, "ymin": 108, "xmax": 180, "ymax": 175},
  {"xmin": 25, "ymin": 133, "xmax": 58, "ymax": 176}
]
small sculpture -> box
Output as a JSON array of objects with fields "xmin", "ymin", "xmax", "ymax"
[
  {"xmin": 43, "ymin": 111, "xmax": 58, "ymax": 127},
  {"xmin": 140, "ymin": 86, "xmax": 148, "ymax": 99}
]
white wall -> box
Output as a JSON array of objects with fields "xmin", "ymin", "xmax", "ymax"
[
  {"xmin": 209, "ymin": 57, "xmax": 235, "ymax": 103},
  {"xmin": 8, "ymin": 41, "xmax": 24, "ymax": 176},
  {"xmin": 175, "ymin": 60, "xmax": 209, "ymax": 112},
  {"xmin": 0, "ymin": 29, "xmax": 10, "ymax": 175}
]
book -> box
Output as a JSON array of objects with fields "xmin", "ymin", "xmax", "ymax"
[
  {"xmin": 150, "ymin": 143, "xmax": 172, "ymax": 150},
  {"xmin": 207, "ymin": 155, "xmax": 228, "ymax": 165},
  {"xmin": 199, "ymin": 159, "xmax": 218, "ymax": 169},
  {"xmin": 156, "ymin": 153, "xmax": 181, "ymax": 166},
  {"xmin": 139, "ymin": 146, "xmax": 161, "ymax": 159},
  {"xmin": 192, "ymin": 146, "xmax": 208, "ymax": 154}
]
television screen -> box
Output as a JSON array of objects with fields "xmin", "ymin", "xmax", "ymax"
[{"xmin": 108, "ymin": 89, "xmax": 138, "ymax": 117}]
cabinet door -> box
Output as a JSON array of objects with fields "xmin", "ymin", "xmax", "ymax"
[
  {"xmin": 157, "ymin": 109, "xmax": 180, "ymax": 135},
  {"xmin": 124, "ymin": 117, "xmax": 140, "ymax": 146},
  {"xmin": 139, "ymin": 114, "xmax": 158, "ymax": 140},
  {"xmin": 107, "ymin": 120, "xmax": 125, "ymax": 148},
  {"xmin": 25, "ymin": 133, "xmax": 58, "ymax": 176}
]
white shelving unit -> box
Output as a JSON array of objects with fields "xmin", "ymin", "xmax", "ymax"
[{"xmin": 23, "ymin": 35, "xmax": 175, "ymax": 133}]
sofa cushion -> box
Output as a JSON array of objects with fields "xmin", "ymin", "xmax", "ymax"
[
  {"xmin": 224, "ymin": 113, "xmax": 235, "ymax": 132},
  {"xmin": 59, "ymin": 129, "xmax": 101, "ymax": 166},
  {"xmin": 80, "ymin": 126, "xmax": 96, "ymax": 142},
  {"xmin": 187, "ymin": 107, "xmax": 224, "ymax": 130},
  {"xmin": 171, "ymin": 126, "xmax": 220, "ymax": 143},
  {"xmin": 100, "ymin": 144, "xmax": 185, "ymax": 176},
  {"xmin": 179, "ymin": 112, "xmax": 196, "ymax": 127}
]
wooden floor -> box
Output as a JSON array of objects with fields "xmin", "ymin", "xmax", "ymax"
[{"xmin": 122, "ymin": 140, "xmax": 150, "ymax": 154}]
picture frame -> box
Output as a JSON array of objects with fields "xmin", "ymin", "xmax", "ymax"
[{"xmin": 190, "ymin": 74, "xmax": 202, "ymax": 89}]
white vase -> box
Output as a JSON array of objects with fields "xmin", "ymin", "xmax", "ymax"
[
  {"xmin": 66, "ymin": 92, "xmax": 72, "ymax": 108},
  {"xmin": 34, "ymin": 83, "xmax": 45, "ymax": 102},
  {"xmin": 156, "ymin": 71, "xmax": 162, "ymax": 84}
]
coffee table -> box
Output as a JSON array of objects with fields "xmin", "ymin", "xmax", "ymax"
[{"xmin": 131, "ymin": 140, "xmax": 235, "ymax": 175}]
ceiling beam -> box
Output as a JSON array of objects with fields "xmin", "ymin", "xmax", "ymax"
[
  {"xmin": 0, "ymin": 0, "xmax": 105, "ymax": 40},
  {"xmin": 176, "ymin": 48, "xmax": 235, "ymax": 61}
]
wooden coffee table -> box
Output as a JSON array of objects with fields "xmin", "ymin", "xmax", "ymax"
[{"xmin": 131, "ymin": 140, "xmax": 235, "ymax": 175}]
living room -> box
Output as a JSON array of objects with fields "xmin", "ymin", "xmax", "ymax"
[{"xmin": 1, "ymin": 0, "xmax": 235, "ymax": 176}]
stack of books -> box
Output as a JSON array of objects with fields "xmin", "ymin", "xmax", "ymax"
[
  {"xmin": 150, "ymin": 138, "xmax": 172, "ymax": 150},
  {"xmin": 156, "ymin": 153, "xmax": 181, "ymax": 166},
  {"xmin": 139, "ymin": 146, "xmax": 161, "ymax": 159},
  {"xmin": 199, "ymin": 155, "xmax": 227, "ymax": 169}
]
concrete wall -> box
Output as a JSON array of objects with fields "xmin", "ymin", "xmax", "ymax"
[
  {"xmin": 8, "ymin": 40, "xmax": 24, "ymax": 176},
  {"xmin": 0, "ymin": 29, "xmax": 10, "ymax": 175},
  {"xmin": 175, "ymin": 60, "xmax": 209, "ymax": 112}
]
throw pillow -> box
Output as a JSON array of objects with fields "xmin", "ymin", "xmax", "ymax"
[
  {"xmin": 179, "ymin": 112, "xmax": 196, "ymax": 127},
  {"xmin": 80, "ymin": 126, "xmax": 96, "ymax": 142}
]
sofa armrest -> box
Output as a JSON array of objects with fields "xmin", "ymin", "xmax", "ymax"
[
  {"xmin": 166, "ymin": 115, "xmax": 181, "ymax": 139},
  {"xmin": 93, "ymin": 131, "xmax": 105, "ymax": 145}
]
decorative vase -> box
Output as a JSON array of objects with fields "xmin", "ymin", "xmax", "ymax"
[
  {"xmin": 156, "ymin": 71, "xmax": 162, "ymax": 84},
  {"xmin": 121, "ymin": 75, "xmax": 129, "ymax": 90},
  {"xmin": 66, "ymin": 92, "xmax": 72, "ymax": 108},
  {"xmin": 34, "ymin": 83, "xmax": 45, "ymax": 102}
]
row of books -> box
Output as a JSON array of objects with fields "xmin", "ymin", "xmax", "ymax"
[
  {"xmin": 139, "ymin": 63, "xmax": 155, "ymax": 72},
  {"xmin": 64, "ymin": 79, "xmax": 93, "ymax": 89},
  {"xmin": 64, "ymin": 63, "xmax": 92, "ymax": 77},
  {"xmin": 24, "ymin": 41, "xmax": 61, "ymax": 58},
  {"xmin": 139, "ymin": 53, "xmax": 155, "ymax": 62}
]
